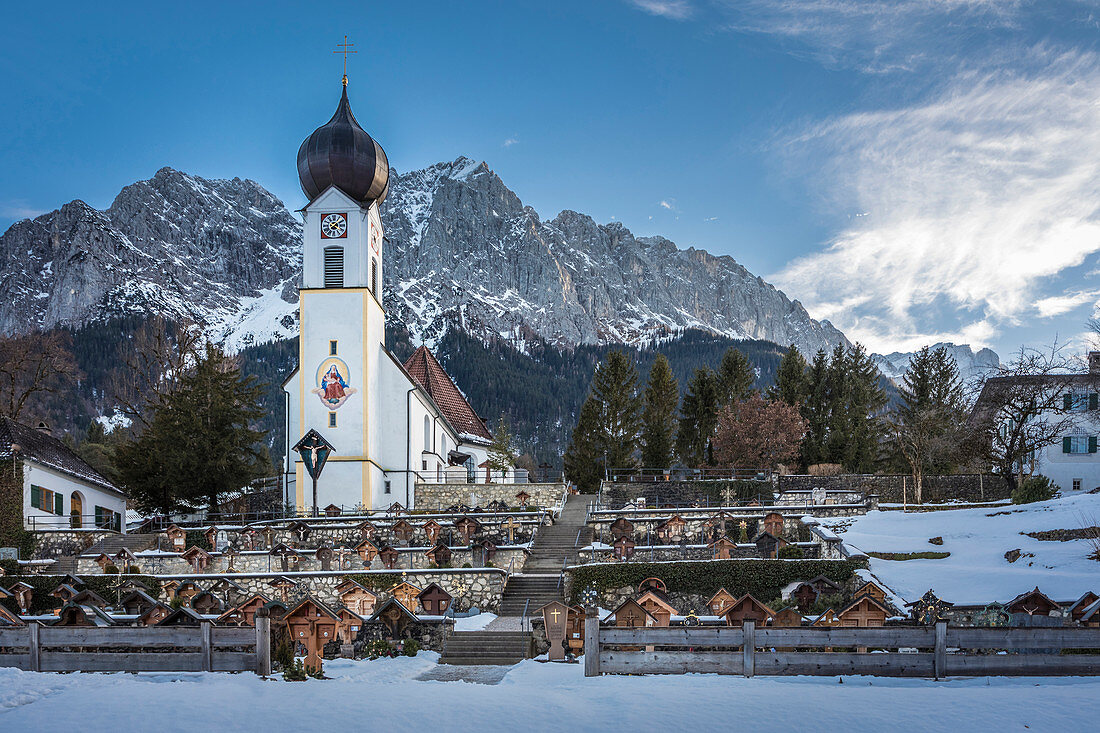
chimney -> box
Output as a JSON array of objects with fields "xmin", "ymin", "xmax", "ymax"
[{"xmin": 1090, "ymin": 352, "xmax": 1100, "ymax": 375}]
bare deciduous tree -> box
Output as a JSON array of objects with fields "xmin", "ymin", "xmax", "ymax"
[
  {"xmin": 970, "ymin": 344, "xmax": 1083, "ymax": 493},
  {"xmin": 0, "ymin": 331, "xmax": 81, "ymax": 420},
  {"xmin": 109, "ymin": 317, "xmax": 204, "ymax": 429}
]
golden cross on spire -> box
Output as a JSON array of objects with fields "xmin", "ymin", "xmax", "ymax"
[{"xmin": 334, "ymin": 35, "xmax": 356, "ymax": 86}]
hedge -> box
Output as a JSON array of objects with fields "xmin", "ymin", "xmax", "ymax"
[
  {"xmin": 567, "ymin": 558, "xmax": 864, "ymax": 604},
  {"xmin": 348, "ymin": 572, "xmax": 403, "ymax": 592},
  {"xmin": 0, "ymin": 574, "xmax": 164, "ymax": 616}
]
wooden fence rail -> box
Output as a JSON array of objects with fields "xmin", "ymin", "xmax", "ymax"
[
  {"xmin": 584, "ymin": 613, "xmax": 1100, "ymax": 679},
  {"xmin": 0, "ymin": 618, "xmax": 271, "ymax": 675}
]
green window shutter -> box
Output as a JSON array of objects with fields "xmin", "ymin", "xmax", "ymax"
[
  {"xmin": 54, "ymin": 492, "xmax": 63, "ymax": 515},
  {"xmin": 30, "ymin": 485, "xmax": 41, "ymax": 510},
  {"xmin": 1064, "ymin": 394, "xmax": 1073, "ymax": 409},
  {"xmin": 1063, "ymin": 437, "xmax": 1072, "ymax": 453},
  {"xmin": 1090, "ymin": 437, "xmax": 1098, "ymax": 454},
  {"xmin": 95, "ymin": 505, "xmax": 104, "ymax": 528},
  {"xmin": 1091, "ymin": 393, "xmax": 1098, "ymax": 411}
]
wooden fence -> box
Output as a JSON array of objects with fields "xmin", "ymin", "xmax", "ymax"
[
  {"xmin": 0, "ymin": 618, "xmax": 271, "ymax": 675},
  {"xmin": 583, "ymin": 617, "xmax": 1100, "ymax": 678}
]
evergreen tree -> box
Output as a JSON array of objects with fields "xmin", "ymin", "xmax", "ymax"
[
  {"xmin": 676, "ymin": 367, "xmax": 719, "ymax": 467},
  {"xmin": 899, "ymin": 346, "xmax": 965, "ymax": 422},
  {"xmin": 487, "ymin": 413, "xmax": 519, "ymax": 476},
  {"xmin": 117, "ymin": 344, "xmax": 268, "ymax": 515},
  {"xmin": 716, "ymin": 347, "xmax": 756, "ymax": 407},
  {"xmin": 800, "ymin": 349, "xmax": 831, "ymax": 466},
  {"xmin": 590, "ymin": 350, "xmax": 643, "ymax": 469},
  {"xmin": 563, "ymin": 396, "xmax": 604, "ymax": 493},
  {"xmin": 767, "ymin": 344, "xmax": 809, "ymax": 406},
  {"xmin": 640, "ymin": 354, "xmax": 679, "ymax": 469}
]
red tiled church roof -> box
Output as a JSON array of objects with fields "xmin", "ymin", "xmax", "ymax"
[{"xmin": 402, "ymin": 346, "xmax": 493, "ymax": 442}]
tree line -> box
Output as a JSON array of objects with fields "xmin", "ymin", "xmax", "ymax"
[{"xmin": 563, "ymin": 341, "xmax": 982, "ymax": 498}]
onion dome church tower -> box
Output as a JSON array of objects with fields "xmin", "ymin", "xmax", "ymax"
[{"xmin": 282, "ymin": 70, "xmax": 496, "ymax": 513}]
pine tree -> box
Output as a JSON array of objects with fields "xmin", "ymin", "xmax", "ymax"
[
  {"xmin": 563, "ymin": 396, "xmax": 604, "ymax": 493},
  {"xmin": 590, "ymin": 350, "xmax": 643, "ymax": 470},
  {"xmin": 640, "ymin": 354, "xmax": 679, "ymax": 469},
  {"xmin": 117, "ymin": 344, "xmax": 268, "ymax": 515},
  {"xmin": 800, "ymin": 349, "xmax": 831, "ymax": 466},
  {"xmin": 767, "ymin": 344, "xmax": 809, "ymax": 406},
  {"xmin": 676, "ymin": 367, "xmax": 719, "ymax": 467},
  {"xmin": 716, "ymin": 347, "xmax": 756, "ymax": 407},
  {"xmin": 487, "ymin": 413, "xmax": 518, "ymax": 476}
]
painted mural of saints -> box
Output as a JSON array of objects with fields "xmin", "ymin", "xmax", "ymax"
[{"xmin": 311, "ymin": 358, "xmax": 357, "ymax": 409}]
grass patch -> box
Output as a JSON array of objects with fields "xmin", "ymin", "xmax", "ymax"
[{"xmin": 866, "ymin": 551, "xmax": 950, "ymax": 561}]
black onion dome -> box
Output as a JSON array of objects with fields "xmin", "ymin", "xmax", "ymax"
[{"xmin": 297, "ymin": 85, "xmax": 389, "ymax": 205}]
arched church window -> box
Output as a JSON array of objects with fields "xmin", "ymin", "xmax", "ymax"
[
  {"xmin": 424, "ymin": 415, "xmax": 431, "ymax": 452},
  {"xmin": 324, "ymin": 246, "xmax": 344, "ymax": 288}
]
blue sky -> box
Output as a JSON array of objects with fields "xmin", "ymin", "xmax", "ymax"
[{"xmin": 3, "ymin": 1, "xmax": 1100, "ymax": 358}]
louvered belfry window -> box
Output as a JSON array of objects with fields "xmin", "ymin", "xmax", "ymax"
[{"xmin": 324, "ymin": 246, "xmax": 344, "ymax": 288}]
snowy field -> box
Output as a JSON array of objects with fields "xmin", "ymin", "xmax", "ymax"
[
  {"xmin": 2, "ymin": 653, "xmax": 1100, "ymax": 732},
  {"xmin": 821, "ymin": 492, "xmax": 1100, "ymax": 604}
]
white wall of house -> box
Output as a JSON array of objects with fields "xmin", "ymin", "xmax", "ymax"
[
  {"xmin": 1027, "ymin": 390, "xmax": 1100, "ymax": 493},
  {"xmin": 22, "ymin": 460, "xmax": 126, "ymax": 531}
]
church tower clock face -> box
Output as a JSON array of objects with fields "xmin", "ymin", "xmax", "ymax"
[{"xmin": 320, "ymin": 212, "xmax": 348, "ymax": 238}]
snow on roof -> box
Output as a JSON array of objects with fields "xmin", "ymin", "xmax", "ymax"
[{"xmin": 0, "ymin": 417, "xmax": 120, "ymax": 493}]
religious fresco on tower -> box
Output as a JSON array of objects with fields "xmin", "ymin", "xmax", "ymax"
[{"xmin": 312, "ymin": 357, "xmax": 357, "ymax": 409}]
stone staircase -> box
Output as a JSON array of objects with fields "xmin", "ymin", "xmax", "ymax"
[
  {"xmin": 80, "ymin": 533, "xmax": 158, "ymax": 560},
  {"xmin": 439, "ymin": 631, "xmax": 533, "ymax": 665}
]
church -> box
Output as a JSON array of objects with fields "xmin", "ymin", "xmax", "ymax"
[{"xmin": 282, "ymin": 76, "xmax": 498, "ymax": 512}]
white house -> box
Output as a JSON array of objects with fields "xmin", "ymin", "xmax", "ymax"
[
  {"xmin": 0, "ymin": 417, "xmax": 126, "ymax": 531},
  {"xmin": 281, "ymin": 77, "xmax": 502, "ymax": 512},
  {"xmin": 971, "ymin": 351, "xmax": 1100, "ymax": 493}
]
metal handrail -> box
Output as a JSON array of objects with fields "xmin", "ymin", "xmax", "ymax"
[
  {"xmin": 520, "ymin": 597, "xmax": 531, "ymax": 633},
  {"xmin": 574, "ymin": 528, "xmax": 584, "ymax": 548},
  {"xmin": 557, "ymin": 559, "xmax": 567, "ymax": 591}
]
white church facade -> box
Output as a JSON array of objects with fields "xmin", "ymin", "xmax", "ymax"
[{"xmin": 282, "ymin": 80, "xmax": 497, "ymax": 512}]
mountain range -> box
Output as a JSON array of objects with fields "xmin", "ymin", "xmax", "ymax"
[{"xmin": 0, "ymin": 158, "xmax": 848, "ymax": 358}]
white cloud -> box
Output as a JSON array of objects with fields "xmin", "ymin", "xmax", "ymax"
[
  {"xmin": 713, "ymin": 0, "xmax": 1064, "ymax": 72},
  {"xmin": 627, "ymin": 0, "xmax": 694, "ymax": 20},
  {"xmin": 1035, "ymin": 290, "xmax": 1100, "ymax": 318},
  {"xmin": 772, "ymin": 50, "xmax": 1100, "ymax": 352},
  {"xmin": 659, "ymin": 200, "xmax": 674, "ymax": 210},
  {"xmin": 502, "ymin": 136, "xmax": 519, "ymax": 148}
]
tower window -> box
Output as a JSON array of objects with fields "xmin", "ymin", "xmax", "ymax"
[
  {"xmin": 329, "ymin": 412, "xmax": 337, "ymax": 428},
  {"xmin": 330, "ymin": 340, "xmax": 338, "ymax": 355},
  {"xmin": 424, "ymin": 415, "xmax": 431, "ymax": 452},
  {"xmin": 384, "ymin": 480, "xmax": 392, "ymax": 495},
  {"xmin": 371, "ymin": 258, "xmax": 378, "ymax": 296},
  {"xmin": 323, "ymin": 246, "xmax": 344, "ymax": 288}
]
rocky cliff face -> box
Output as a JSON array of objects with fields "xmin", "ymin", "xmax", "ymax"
[
  {"xmin": 872, "ymin": 342, "xmax": 1001, "ymax": 385},
  {"xmin": 381, "ymin": 157, "xmax": 848, "ymax": 356},
  {"xmin": 0, "ymin": 159, "xmax": 848, "ymax": 356},
  {"xmin": 0, "ymin": 168, "xmax": 301, "ymax": 342}
]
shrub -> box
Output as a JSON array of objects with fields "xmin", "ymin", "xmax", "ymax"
[
  {"xmin": 928, "ymin": 537, "xmax": 944, "ymax": 546},
  {"xmin": 778, "ymin": 545, "xmax": 804, "ymax": 559},
  {"xmin": 283, "ymin": 659, "xmax": 308, "ymax": 681},
  {"xmin": 402, "ymin": 638, "xmax": 421, "ymax": 656},
  {"xmin": 1012, "ymin": 476, "xmax": 1060, "ymax": 505},
  {"xmin": 365, "ymin": 639, "xmax": 395, "ymax": 659},
  {"xmin": 567, "ymin": 559, "xmax": 862, "ymax": 603},
  {"xmin": 273, "ymin": 635, "xmax": 295, "ymax": 671}
]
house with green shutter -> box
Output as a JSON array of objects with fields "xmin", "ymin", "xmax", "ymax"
[
  {"xmin": 970, "ymin": 351, "xmax": 1100, "ymax": 494},
  {"xmin": 0, "ymin": 417, "xmax": 125, "ymax": 532}
]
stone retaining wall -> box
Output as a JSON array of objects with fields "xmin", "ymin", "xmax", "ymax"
[
  {"xmin": 576, "ymin": 542, "xmax": 820, "ymax": 564},
  {"xmin": 777, "ymin": 473, "xmax": 1009, "ymax": 503},
  {"xmin": 76, "ymin": 546, "xmax": 529, "ymax": 576},
  {"xmin": 31, "ymin": 530, "xmax": 117, "ymax": 561},
  {"xmin": 412, "ymin": 483, "xmax": 568, "ymax": 511},
  {"xmin": 153, "ymin": 569, "xmax": 507, "ymax": 613}
]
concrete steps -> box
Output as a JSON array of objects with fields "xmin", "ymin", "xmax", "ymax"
[
  {"xmin": 82, "ymin": 533, "xmax": 158, "ymax": 558},
  {"xmin": 498, "ymin": 575, "xmax": 564, "ymax": 616},
  {"xmin": 439, "ymin": 631, "xmax": 533, "ymax": 665}
]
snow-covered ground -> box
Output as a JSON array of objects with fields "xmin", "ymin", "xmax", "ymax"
[
  {"xmin": 2, "ymin": 654, "xmax": 1099, "ymax": 731},
  {"xmin": 821, "ymin": 492, "xmax": 1100, "ymax": 604}
]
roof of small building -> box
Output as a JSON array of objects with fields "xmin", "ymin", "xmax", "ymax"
[
  {"xmin": 0, "ymin": 417, "xmax": 120, "ymax": 493},
  {"xmin": 402, "ymin": 346, "xmax": 493, "ymax": 441}
]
